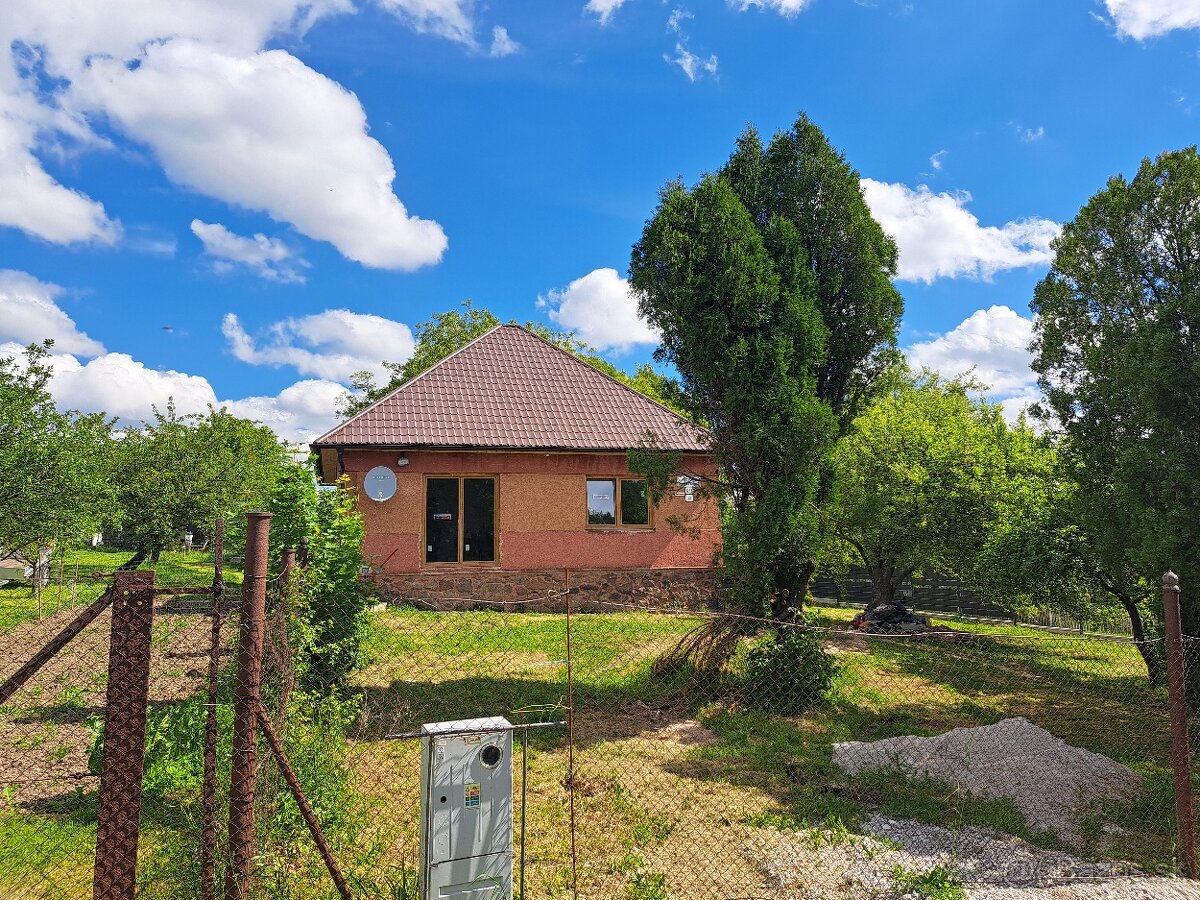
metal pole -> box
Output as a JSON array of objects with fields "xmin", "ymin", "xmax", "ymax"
[
  {"xmin": 225, "ymin": 512, "xmax": 271, "ymax": 900},
  {"xmin": 1163, "ymin": 570, "xmax": 1197, "ymax": 879},
  {"xmin": 93, "ymin": 570, "xmax": 155, "ymax": 900},
  {"xmin": 256, "ymin": 706, "xmax": 352, "ymax": 900},
  {"xmin": 565, "ymin": 575, "xmax": 578, "ymax": 900},
  {"xmin": 520, "ymin": 726, "xmax": 528, "ymax": 900},
  {"xmin": 200, "ymin": 520, "xmax": 225, "ymax": 900}
]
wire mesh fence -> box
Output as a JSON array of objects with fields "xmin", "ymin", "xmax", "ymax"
[{"xmin": 2, "ymin": 529, "xmax": 1199, "ymax": 899}]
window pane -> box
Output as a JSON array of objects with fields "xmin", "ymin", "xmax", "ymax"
[
  {"xmin": 425, "ymin": 478, "xmax": 459, "ymax": 563},
  {"xmin": 587, "ymin": 479, "xmax": 616, "ymax": 525},
  {"xmin": 462, "ymin": 478, "xmax": 495, "ymax": 562},
  {"xmin": 621, "ymin": 479, "xmax": 649, "ymax": 526}
]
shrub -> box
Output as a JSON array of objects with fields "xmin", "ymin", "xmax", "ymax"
[{"xmin": 745, "ymin": 627, "xmax": 837, "ymax": 715}]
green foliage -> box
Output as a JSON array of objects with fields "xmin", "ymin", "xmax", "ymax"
[
  {"xmin": 629, "ymin": 112, "xmax": 903, "ymax": 617},
  {"xmin": 0, "ymin": 341, "xmax": 117, "ymax": 555},
  {"xmin": 744, "ymin": 628, "xmax": 837, "ymax": 715},
  {"xmin": 890, "ymin": 865, "xmax": 966, "ymax": 900},
  {"xmin": 338, "ymin": 300, "xmax": 686, "ymax": 417},
  {"xmin": 1030, "ymin": 147, "xmax": 1200, "ymax": 667},
  {"xmin": 827, "ymin": 372, "xmax": 1021, "ymax": 603},
  {"xmin": 267, "ymin": 458, "xmax": 319, "ymax": 576},
  {"xmin": 293, "ymin": 477, "xmax": 368, "ymax": 695},
  {"xmin": 109, "ymin": 404, "xmax": 285, "ymax": 563}
]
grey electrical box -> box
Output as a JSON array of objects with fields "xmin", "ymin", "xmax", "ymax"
[{"xmin": 419, "ymin": 717, "xmax": 514, "ymax": 899}]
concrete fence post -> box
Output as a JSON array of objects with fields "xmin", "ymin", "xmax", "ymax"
[
  {"xmin": 1163, "ymin": 570, "xmax": 1197, "ymax": 879},
  {"xmin": 93, "ymin": 569, "xmax": 155, "ymax": 900},
  {"xmin": 225, "ymin": 512, "xmax": 271, "ymax": 900}
]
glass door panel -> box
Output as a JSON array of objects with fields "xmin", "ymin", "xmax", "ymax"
[
  {"xmin": 462, "ymin": 478, "xmax": 495, "ymax": 562},
  {"xmin": 425, "ymin": 478, "xmax": 459, "ymax": 563}
]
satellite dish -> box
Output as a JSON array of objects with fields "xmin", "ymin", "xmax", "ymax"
[{"xmin": 364, "ymin": 466, "xmax": 397, "ymax": 502}]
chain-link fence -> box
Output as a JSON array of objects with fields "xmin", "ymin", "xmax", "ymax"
[{"xmin": 2, "ymin": 517, "xmax": 1199, "ymax": 899}]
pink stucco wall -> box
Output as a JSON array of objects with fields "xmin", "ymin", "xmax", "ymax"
[{"xmin": 339, "ymin": 449, "xmax": 722, "ymax": 574}]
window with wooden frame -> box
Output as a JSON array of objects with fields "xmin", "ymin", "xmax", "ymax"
[
  {"xmin": 424, "ymin": 476, "xmax": 496, "ymax": 564},
  {"xmin": 586, "ymin": 477, "xmax": 650, "ymax": 528}
]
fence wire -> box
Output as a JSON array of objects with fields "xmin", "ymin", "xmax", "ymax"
[{"xmin": 2, "ymin": 556, "xmax": 1198, "ymax": 899}]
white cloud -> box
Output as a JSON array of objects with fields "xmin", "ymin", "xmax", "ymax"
[
  {"xmin": 732, "ymin": 0, "xmax": 813, "ymax": 16},
  {"xmin": 191, "ymin": 220, "xmax": 307, "ymax": 284},
  {"xmin": 223, "ymin": 310, "xmax": 416, "ymax": 382},
  {"xmin": 10, "ymin": 344, "xmax": 220, "ymax": 422},
  {"xmin": 222, "ymin": 378, "xmax": 347, "ymax": 443},
  {"xmin": 668, "ymin": 8, "xmax": 693, "ymax": 32},
  {"xmin": 586, "ymin": 0, "xmax": 630, "ymax": 25},
  {"xmin": 664, "ymin": 43, "xmax": 718, "ymax": 81},
  {"xmin": 375, "ymin": 0, "xmax": 477, "ymax": 45},
  {"xmin": 74, "ymin": 41, "xmax": 446, "ymax": 271},
  {"xmin": 0, "ymin": 269, "xmax": 105, "ymax": 356},
  {"xmin": 861, "ymin": 178, "xmax": 1061, "ymax": 283},
  {"xmin": 1015, "ymin": 124, "xmax": 1045, "ymax": 143},
  {"xmin": 488, "ymin": 26, "xmax": 521, "ymax": 57},
  {"xmin": 2, "ymin": 336, "xmax": 344, "ymax": 441},
  {"xmin": 539, "ymin": 267, "xmax": 659, "ymax": 352},
  {"xmin": 0, "ymin": 2, "xmax": 452, "ymax": 269},
  {"xmin": 1104, "ymin": 0, "xmax": 1200, "ymax": 39},
  {"xmin": 906, "ymin": 305, "xmax": 1037, "ymax": 402},
  {"xmin": 929, "ymin": 149, "xmax": 948, "ymax": 171},
  {"xmin": 0, "ymin": 91, "xmax": 121, "ymax": 245}
]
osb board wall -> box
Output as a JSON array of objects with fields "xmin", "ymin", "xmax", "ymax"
[{"xmin": 343, "ymin": 449, "xmax": 721, "ymax": 574}]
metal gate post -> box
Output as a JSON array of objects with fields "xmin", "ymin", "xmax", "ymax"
[
  {"xmin": 1163, "ymin": 570, "xmax": 1197, "ymax": 878},
  {"xmin": 93, "ymin": 569, "xmax": 155, "ymax": 900},
  {"xmin": 225, "ymin": 511, "xmax": 271, "ymax": 900}
]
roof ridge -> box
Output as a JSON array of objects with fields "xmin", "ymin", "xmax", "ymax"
[
  {"xmin": 512, "ymin": 325, "xmax": 702, "ymax": 435},
  {"xmin": 310, "ymin": 323, "xmax": 505, "ymax": 446}
]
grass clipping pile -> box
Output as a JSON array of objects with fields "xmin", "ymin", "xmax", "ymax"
[{"xmin": 832, "ymin": 717, "xmax": 1142, "ymax": 844}]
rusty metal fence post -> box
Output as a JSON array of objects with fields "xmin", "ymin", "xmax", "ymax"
[
  {"xmin": 200, "ymin": 520, "xmax": 226, "ymax": 900},
  {"xmin": 225, "ymin": 512, "xmax": 271, "ymax": 900},
  {"xmin": 1163, "ymin": 570, "xmax": 1197, "ymax": 879},
  {"xmin": 93, "ymin": 570, "xmax": 155, "ymax": 900}
]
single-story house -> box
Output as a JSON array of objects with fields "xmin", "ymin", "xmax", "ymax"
[{"xmin": 311, "ymin": 324, "xmax": 722, "ymax": 606}]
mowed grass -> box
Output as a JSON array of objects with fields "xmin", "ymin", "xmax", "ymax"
[
  {"xmin": 1, "ymin": 601, "xmax": 1180, "ymax": 899},
  {"xmin": 338, "ymin": 605, "xmax": 1180, "ymax": 898},
  {"xmin": 0, "ymin": 547, "xmax": 242, "ymax": 630}
]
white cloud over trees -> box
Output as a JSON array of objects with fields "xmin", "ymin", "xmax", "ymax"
[
  {"xmin": 861, "ymin": 179, "xmax": 1060, "ymax": 283},
  {"xmin": 539, "ymin": 268, "xmax": 659, "ymax": 352}
]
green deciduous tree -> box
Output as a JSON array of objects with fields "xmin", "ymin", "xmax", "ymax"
[
  {"xmin": 630, "ymin": 113, "xmax": 903, "ymax": 617},
  {"xmin": 112, "ymin": 405, "xmax": 286, "ymax": 567},
  {"xmin": 339, "ymin": 300, "xmax": 684, "ymax": 417},
  {"xmin": 1030, "ymin": 146, "xmax": 1200, "ymax": 674},
  {"xmin": 0, "ymin": 341, "xmax": 117, "ymax": 557},
  {"xmin": 970, "ymin": 455, "xmax": 1163, "ymax": 683},
  {"xmin": 827, "ymin": 373, "xmax": 1014, "ymax": 607}
]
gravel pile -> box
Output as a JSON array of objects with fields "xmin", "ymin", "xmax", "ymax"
[
  {"xmin": 831, "ymin": 717, "xmax": 1143, "ymax": 844},
  {"xmin": 755, "ymin": 815, "xmax": 1200, "ymax": 899}
]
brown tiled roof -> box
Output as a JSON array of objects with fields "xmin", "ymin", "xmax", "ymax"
[{"xmin": 312, "ymin": 325, "xmax": 709, "ymax": 452}]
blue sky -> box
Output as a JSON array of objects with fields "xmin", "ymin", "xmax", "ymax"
[{"xmin": 1, "ymin": 0, "xmax": 1198, "ymax": 442}]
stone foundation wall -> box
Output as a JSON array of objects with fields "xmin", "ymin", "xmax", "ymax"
[{"xmin": 371, "ymin": 567, "xmax": 724, "ymax": 612}]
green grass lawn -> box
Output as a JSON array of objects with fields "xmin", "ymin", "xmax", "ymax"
[
  {"xmin": 336, "ymin": 605, "xmax": 1178, "ymax": 898},
  {"xmin": 0, "ymin": 547, "xmax": 242, "ymax": 630},
  {"xmin": 1, "ymin": 600, "xmax": 1182, "ymax": 899}
]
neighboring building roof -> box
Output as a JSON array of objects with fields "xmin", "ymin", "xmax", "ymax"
[{"xmin": 313, "ymin": 324, "xmax": 709, "ymax": 452}]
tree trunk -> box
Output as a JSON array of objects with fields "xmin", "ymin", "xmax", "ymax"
[
  {"xmin": 867, "ymin": 561, "xmax": 897, "ymax": 606},
  {"xmin": 1113, "ymin": 591, "xmax": 1165, "ymax": 687},
  {"xmin": 119, "ymin": 546, "xmax": 150, "ymax": 570},
  {"xmin": 770, "ymin": 556, "xmax": 815, "ymax": 620}
]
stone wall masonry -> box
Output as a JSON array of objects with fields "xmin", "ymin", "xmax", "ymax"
[{"xmin": 372, "ymin": 567, "xmax": 724, "ymax": 612}]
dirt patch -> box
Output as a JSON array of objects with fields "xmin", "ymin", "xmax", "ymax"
[{"xmin": 0, "ymin": 605, "xmax": 231, "ymax": 808}]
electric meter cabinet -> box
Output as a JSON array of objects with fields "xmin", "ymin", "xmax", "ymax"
[{"xmin": 419, "ymin": 717, "xmax": 514, "ymax": 898}]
